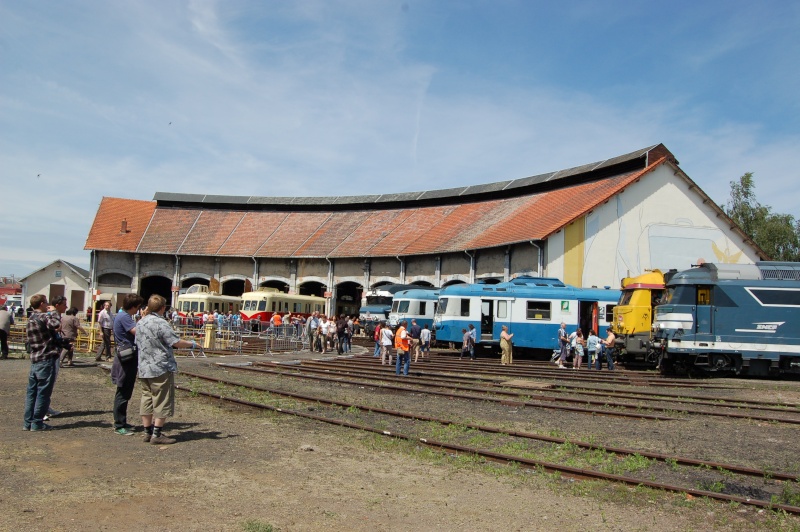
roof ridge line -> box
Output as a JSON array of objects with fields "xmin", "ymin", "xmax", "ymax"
[
  {"xmin": 135, "ymin": 206, "xmax": 159, "ymax": 254},
  {"xmin": 215, "ymin": 212, "xmax": 248, "ymax": 255},
  {"xmin": 253, "ymin": 212, "xmax": 291, "ymax": 257},
  {"xmin": 176, "ymin": 211, "xmax": 204, "ymax": 255},
  {"xmin": 293, "ymin": 212, "xmax": 336, "ymax": 257}
]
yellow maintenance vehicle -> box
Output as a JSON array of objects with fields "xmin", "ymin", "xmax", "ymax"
[{"xmin": 612, "ymin": 269, "xmax": 675, "ymax": 367}]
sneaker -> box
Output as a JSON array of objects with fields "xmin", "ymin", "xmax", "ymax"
[
  {"xmin": 30, "ymin": 423, "xmax": 55, "ymax": 431},
  {"xmin": 114, "ymin": 427, "xmax": 135, "ymax": 436},
  {"xmin": 150, "ymin": 435, "xmax": 176, "ymax": 445},
  {"xmin": 123, "ymin": 423, "xmax": 136, "ymax": 430}
]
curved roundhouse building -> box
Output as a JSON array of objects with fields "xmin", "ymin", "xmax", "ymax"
[{"xmin": 84, "ymin": 144, "xmax": 766, "ymax": 313}]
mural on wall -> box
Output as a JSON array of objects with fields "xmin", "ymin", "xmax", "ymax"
[{"xmin": 646, "ymin": 223, "xmax": 744, "ymax": 272}]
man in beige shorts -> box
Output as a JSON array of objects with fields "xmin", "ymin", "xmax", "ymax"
[{"xmin": 135, "ymin": 295, "xmax": 197, "ymax": 444}]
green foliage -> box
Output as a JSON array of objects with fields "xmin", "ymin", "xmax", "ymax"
[
  {"xmin": 725, "ymin": 173, "xmax": 800, "ymax": 261},
  {"xmin": 241, "ymin": 520, "xmax": 274, "ymax": 532}
]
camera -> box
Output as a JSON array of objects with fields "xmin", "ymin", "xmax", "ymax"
[{"xmin": 55, "ymin": 334, "xmax": 73, "ymax": 350}]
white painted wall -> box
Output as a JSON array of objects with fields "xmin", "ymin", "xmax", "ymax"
[{"xmin": 570, "ymin": 164, "xmax": 760, "ymax": 288}]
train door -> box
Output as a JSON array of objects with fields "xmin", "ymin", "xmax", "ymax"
[
  {"xmin": 695, "ymin": 285, "xmax": 712, "ymax": 335},
  {"xmin": 578, "ymin": 301, "xmax": 598, "ymax": 335},
  {"xmin": 480, "ymin": 299, "xmax": 494, "ymax": 340},
  {"xmin": 493, "ymin": 298, "xmax": 513, "ymax": 340}
]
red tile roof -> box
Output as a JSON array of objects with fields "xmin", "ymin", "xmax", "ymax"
[
  {"xmin": 85, "ymin": 156, "xmax": 665, "ymax": 257},
  {"xmin": 84, "ymin": 197, "xmax": 156, "ymax": 252}
]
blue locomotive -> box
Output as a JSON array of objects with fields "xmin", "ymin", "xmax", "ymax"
[
  {"xmin": 652, "ymin": 262, "xmax": 800, "ymax": 376},
  {"xmin": 433, "ymin": 276, "xmax": 619, "ymax": 353}
]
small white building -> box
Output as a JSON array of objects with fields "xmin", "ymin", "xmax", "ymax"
[{"xmin": 19, "ymin": 260, "xmax": 91, "ymax": 312}]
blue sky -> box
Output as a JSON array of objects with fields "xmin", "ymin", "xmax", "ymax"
[{"xmin": 1, "ymin": 0, "xmax": 798, "ymax": 278}]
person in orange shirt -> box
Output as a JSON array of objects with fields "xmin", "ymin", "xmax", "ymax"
[{"xmin": 394, "ymin": 320, "xmax": 410, "ymax": 376}]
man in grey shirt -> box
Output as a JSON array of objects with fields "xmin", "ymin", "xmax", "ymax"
[
  {"xmin": 135, "ymin": 294, "xmax": 197, "ymax": 445},
  {"xmin": 0, "ymin": 305, "xmax": 13, "ymax": 359}
]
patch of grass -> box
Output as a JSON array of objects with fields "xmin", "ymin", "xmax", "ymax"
[
  {"xmin": 773, "ymin": 481, "xmax": 800, "ymax": 507},
  {"xmin": 241, "ymin": 519, "xmax": 275, "ymax": 532},
  {"xmin": 665, "ymin": 457, "xmax": 679, "ymax": 472},
  {"xmin": 619, "ymin": 453, "xmax": 652, "ymax": 474},
  {"xmin": 698, "ymin": 480, "xmax": 725, "ymax": 493}
]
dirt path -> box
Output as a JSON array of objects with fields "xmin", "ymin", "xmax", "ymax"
[{"xmin": 0, "ymin": 352, "xmax": 794, "ymax": 531}]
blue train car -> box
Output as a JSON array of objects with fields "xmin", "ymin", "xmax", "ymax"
[
  {"xmin": 359, "ymin": 284, "xmax": 438, "ymax": 337},
  {"xmin": 433, "ymin": 276, "xmax": 619, "ymax": 353},
  {"xmin": 388, "ymin": 289, "xmax": 440, "ymax": 330},
  {"xmin": 652, "ymin": 262, "xmax": 800, "ymax": 376}
]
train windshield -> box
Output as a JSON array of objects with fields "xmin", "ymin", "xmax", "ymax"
[
  {"xmin": 618, "ymin": 290, "xmax": 634, "ymax": 306},
  {"xmin": 397, "ymin": 301, "xmax": 409, "ymax": 313},
  {"xmin": 366, "ymin": 295, "xmax": 392, "ymax": 306},
  {"xmin": 437, "ymin": 298, "xmax": 448, "ymax": 315},
  {"xmin": 664, "ymin": 286, "xmax": 695, "ymax": 305}
]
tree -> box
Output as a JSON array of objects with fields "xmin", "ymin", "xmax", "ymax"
[{"xmin": 724, "ymin": 173, "xmax": 800, "ymax": 261}]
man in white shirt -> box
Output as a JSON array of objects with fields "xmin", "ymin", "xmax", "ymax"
[{"xmin": 95, "ymin": 302, "xmax": 114, "ymax": 362}]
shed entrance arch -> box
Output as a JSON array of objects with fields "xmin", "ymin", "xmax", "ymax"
[
  {"xmin": 335, "ymin": 281, "xmax": 363, "ymax": 317},
  {"xmin": 141, "ymin": 276, "xmax": 172, "ymax": 306},
  {"xmin": 260, "ymin": 280, "xmax": 289, "ymax": 293}
]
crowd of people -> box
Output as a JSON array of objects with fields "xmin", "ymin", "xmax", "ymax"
[
  {"xmin": 21, "ymin": 293, "xmax": 197, "ymax": 443},
  {"xmin": 556, "ymin": 321, "xmax": 617, "ymax": 370},
  {"xmin": 15, "ymin": 296, "xmax": 619, "ymax": 437},
  {"xmin": 303, "ymin": 311, "xmax": 360, "ymax": 355}
]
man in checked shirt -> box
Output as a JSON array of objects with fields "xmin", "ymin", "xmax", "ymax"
[{"xmin": 23, "ymin": 294, "xmax": 65, "ymax": 431}]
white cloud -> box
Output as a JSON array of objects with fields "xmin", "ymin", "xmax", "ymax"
[{"xmin": 1, "ymin": 1, "xmax": 797, "ymax": 278}]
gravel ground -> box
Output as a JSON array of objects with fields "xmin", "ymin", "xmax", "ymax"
[{"xmin": 1, "ymin": 346, "xmax": 799, "ymax": 532}]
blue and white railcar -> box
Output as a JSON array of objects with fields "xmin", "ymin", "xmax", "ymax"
[
  {"xmin": 388, "ymin": 289, "xmax": 440, "ymax": 330},
  {"xmin": 433, "ymin": 276, "xmax": 619, "ymax": 352},
  {"xmin": 653, "ymin": 262, "xmax": 800, "ymax": 376}
]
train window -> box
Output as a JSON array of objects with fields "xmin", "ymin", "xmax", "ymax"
[
  {"xmin": 391, "ymin": 301, "xmax": 399, "ymax": 312},
  {"xmin": 697, "ymin": 286, "xmax": 711, "ymax": 306},
  {"xmin": 605, "ymin": 305, "xmax": 614, "ymax": 322},
  {"xmin": 398, "ymin": 301, "xmax": 409, "ymax": 313},
  {"xmin": 438, "ymin": 298, "xmax": 449, "ymax": 314},
  {"xmin": 419, "ymin": 301, "xmax": 427, "ymax": 315},
  {"xmin": 526, "ymin": 301, "xmax": 551, "ymax": 320},
  {"xmin": 190, "ymin": 302, "xmax": 198, "ymax": 312},
  {"xmin": 665, "ymin": 286, "xmax": 695, "ymax": 305},
  {"xmin": 258, "ymin": 301, "xmax": 266, "ymax": 311},
  {"xmin": 748, "ymin": 288, "xmax": 800, "ymax": 306},
  {"xmin": 199, "ymin": 303, "xmax": 205, "ymax": 312},
  {"xmin": 497, "ymin": 300, "xmax": 508, "ymax": 318},
  {"xmin": 459, "ymin": 299, "xmax": 470, "ymax": 317}
]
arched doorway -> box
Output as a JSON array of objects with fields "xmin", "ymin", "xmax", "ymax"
[
  {"xmin": 299, "ymin": 281, "xmax": 326, "ymax": 298},
  {"xmin": 410, "ymin": 280, "xmax": 435, "ymax": 287},
  {"xmin": 182, "ymin": 277, "xmax": 209, "ymax": 291},
  {"xmin": 222, "ymin": 279, "xmax": 246, "ymax": 297},
  {"xmin": 140, "ymin": 276, "xmax": 172, "ymax": 307},
  {"xmin": 442, "ymin": 279, "xmax": 467, "ymax": 288},
  {"xmin": 260, "ymin": 280, "xmax": 289, "ymax": 292},
  {"xmin": 335, "ymin": 281, "xmax": 362, "ymax": 317}
]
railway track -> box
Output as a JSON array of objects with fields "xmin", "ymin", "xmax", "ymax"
[
  {"xmin": 251, "ymin": 358, "xmax": 800, "ymax": 425},
  {"xmin": 178, "ymin": 369, "xmax": 800, "ymax": 515},
  {"xmin": 226, "ymin": 362, "xmax": 678, "ymax": 421},
  {"xmin": 322, "ymin": 357, "xmax": 800, "ymax": 415}
]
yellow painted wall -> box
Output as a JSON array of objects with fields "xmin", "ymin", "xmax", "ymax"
[{"xmin": 564, "ymin": 218, "xmax": 585, "ymax": 286}]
